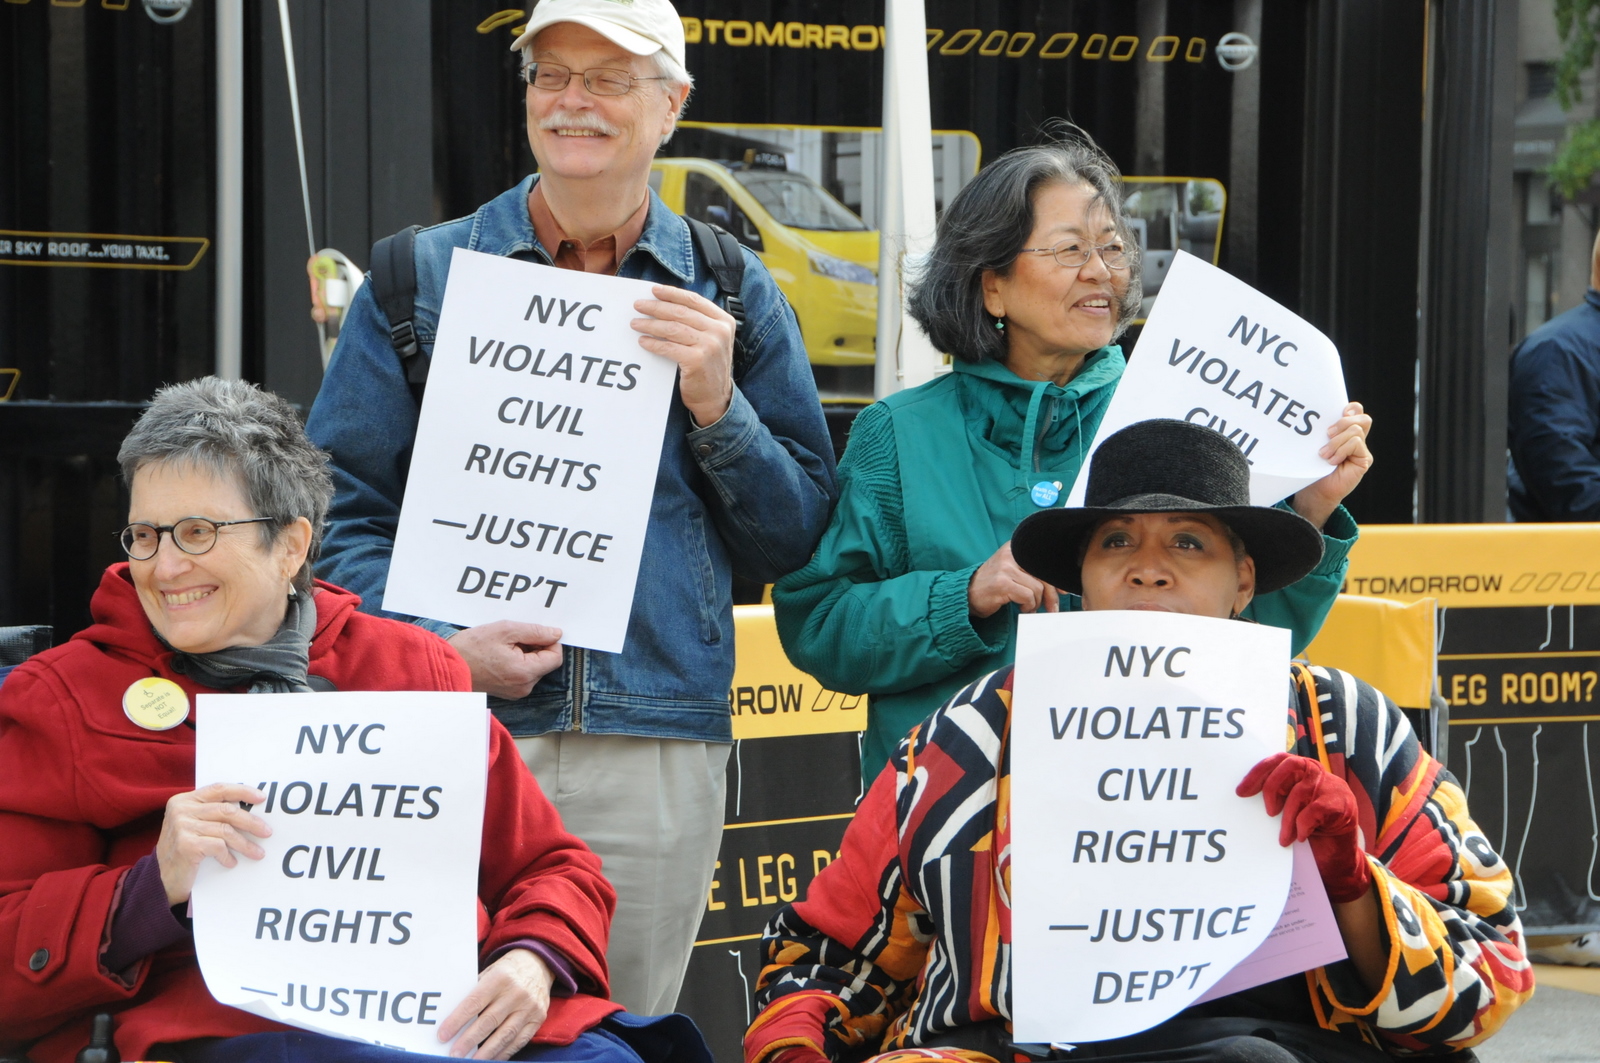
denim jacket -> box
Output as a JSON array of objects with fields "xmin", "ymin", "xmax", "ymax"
[{"xmin": 306, "ymin": 177, "xmax": 838, "ymax": 743}]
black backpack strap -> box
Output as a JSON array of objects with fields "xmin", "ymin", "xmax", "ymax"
[
  {"xmin": 684, "ymin": 216, "xmax": 750, "ymax": 379},
  {"xmin": 368, "ymin": 224, "xmax": 427, "ymax": 404}
]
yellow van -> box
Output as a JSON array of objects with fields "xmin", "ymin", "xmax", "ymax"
[{"xmin": 651, "ymin": 157, "xmax": 878, "ymax": 367}]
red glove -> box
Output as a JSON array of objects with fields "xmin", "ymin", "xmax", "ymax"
[{"xmin": 1237, "ymin": 752, "xmax": 1373, "ymax": 903}]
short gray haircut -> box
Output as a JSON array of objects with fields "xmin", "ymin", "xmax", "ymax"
[
  {"xmin": 651, "ymin": 49, "xmax": 694, "ymax": 94},
  {"xmin": 652, "ymin": 50, "xmax": 692, "ymax": 146},
  {"xmin": 117, "ymin": 377, "xmax": 333, "ymax": 593},
  {"xmin": 907, "ymin": 130, "xmax": 1143, "ymax": 364}
]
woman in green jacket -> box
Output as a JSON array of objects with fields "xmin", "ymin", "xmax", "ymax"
[{"xmin": 773, "ymin": 136, "xmax": 1375, "ymax": 783}]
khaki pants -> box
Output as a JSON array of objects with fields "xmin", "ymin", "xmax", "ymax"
[{"xmin": 514, "ymin": 731, "xmax": 730, "ymax": 1016}]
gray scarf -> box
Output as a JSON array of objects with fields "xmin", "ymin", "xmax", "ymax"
[{"xmin": 166, "ymin": 590, "xmax": 318, "ymax": 694}]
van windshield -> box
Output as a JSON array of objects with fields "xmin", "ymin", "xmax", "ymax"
[{"xmin": 732, "ymin": 171, "xmax": 868, "ymax": 231}]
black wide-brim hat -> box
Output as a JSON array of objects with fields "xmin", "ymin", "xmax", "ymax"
[{"xmin": 1012, "ymin": 418, "xmax": 1324, "ymax": 596}]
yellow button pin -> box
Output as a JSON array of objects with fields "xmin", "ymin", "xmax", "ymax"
[{"xmin": 123, "ymin": 677, "xmax": 190, "ymax": 731}]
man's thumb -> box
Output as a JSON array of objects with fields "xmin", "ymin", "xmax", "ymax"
[{"xmin": 503, "ymin": 622, "xmax": 563, "ymax": 646}]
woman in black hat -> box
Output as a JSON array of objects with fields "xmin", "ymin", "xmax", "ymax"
[
  {"xmin": 746, "ymin": 419, "xmax": 1529, "ymax": 1063},
  {"xmin": 1009, "ymin": 417, "xmax": 1329, "ymax": 617}
]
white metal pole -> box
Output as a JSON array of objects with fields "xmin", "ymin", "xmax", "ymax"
[
  {"xmin": 277, "ymin": 0, "xmax": 318, "ymax": 261},
  {"xmin": 873, "ymin": 0, "xmax": 943, "ymax": 398},
  {"xmin": 215, "ymin": 0, "xmax": 244, "ymax": 380},
  {"xmin": 873, "ymin": 32, "xmax": 903, "ymax": 401}
]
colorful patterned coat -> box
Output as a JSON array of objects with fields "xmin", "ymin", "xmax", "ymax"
[{"xmin": 746, "ymin": 665, "xmax": 1532, "ymax": 1062}]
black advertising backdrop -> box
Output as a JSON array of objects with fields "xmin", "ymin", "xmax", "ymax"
[
  {"xmin": 1437, "ymin": 604, "xmax": 1600, "ymax": 934},
  {"xmin": 0, "ymin": 1, "xmax": 217, "ymax": 402},
  {"xmin": 680, "ymin": 731, "xmax": 862, "ymax": 1063},
  {"xmin": 0, "ymin": 1, "xmax": 215, "ymax": 640},
  {"xmin": 674, "ymin": 1, "xmax": 1235, "ymax": 175}
]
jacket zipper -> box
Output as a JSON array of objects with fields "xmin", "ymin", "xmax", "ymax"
[
  {"xmin": 570, "ymin": 646, "xmax": 586, "ymax": 731},
  {"xmin": 1033, "ymin": 395, "xmax": 1057, "ymax": 474}
]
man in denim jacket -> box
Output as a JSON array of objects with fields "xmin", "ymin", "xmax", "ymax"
[{"xmin": 305, "ymin": 0, "xmax": 837, "ymax": 1016}]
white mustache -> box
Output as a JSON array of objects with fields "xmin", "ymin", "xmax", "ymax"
[{"xmin": 538, "ymin": 111, "xmax": 620, "ymax": 136}]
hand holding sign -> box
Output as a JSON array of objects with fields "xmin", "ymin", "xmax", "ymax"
[
  {"xmin": 446, "ymin": 620, "xmax": 564, "ymax": 701},
  {"xmin": 632, "ymin": 283, "xmax": 738, "ymax": 428},
  {"xmin": 1239, "ymin": 752, "xmax": 1371, "ymax": 901},
  {"xmin": 1291, "ymin": 402, "xmax": 1374, "ymax": 529},
  {"xmin": 968, "ymin": 541, "xmax": 1061, "ymax": 617},
  {"xmin": 1066, "ymin": 251, "xmax": 1356, "ymax": 511},
  {"xmin": 438, "ymin": 948, "xmax": 554, "ymax": 1060},
  {"xmin": 156, "ymin": 781, "xmax": 274, "ymax": 905},
  {"xmin": 1238, "ymin": 752, "xmax": 1389, "ymax": 993}
]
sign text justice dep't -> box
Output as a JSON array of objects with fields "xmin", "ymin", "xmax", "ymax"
[{"xmin": 384, "ymin": 249, "xmax": 677, "ymax": 653}]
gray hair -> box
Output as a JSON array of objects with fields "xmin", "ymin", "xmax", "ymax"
[
  {"xmin": 117, "ymin": 377, "xmax": 333, "ymax": 593},
  {"xmin": 652, "ymin": 50, "xmax": 692, "ymax": 146},
  {"xmin": 907, "ymin": 130, "xmax": 1143, "ymax": 363},
  {"xmin": 651, "ymin": 49, "xmax": 694, "ymax": 94}
]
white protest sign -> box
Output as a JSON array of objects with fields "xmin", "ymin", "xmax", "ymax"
[
  {"xmin": 383, "ymin": 248, "xmax": 678, "ymax": 653},
  {"xmin": 192, "ymin": 691, "xmax": 488, "ymax": 1056},
  {"xmin": 1066, "ymin": 250, "xmax": 1348, "ymax": 508},
  {"xmin": 1010, "ymin": 611, "xmax": 1294, "ymax": 1044}
]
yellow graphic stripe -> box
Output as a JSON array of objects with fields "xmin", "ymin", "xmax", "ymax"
[
  {"xmin": 1449, "ymin": 714, "xmax": 1600, "ymax": 725},
  {"xmin": 724, "ymin": 812, "xmax": 855, "ymax": 831},
  {"xmin": 695, "ymin": 932, "xmax": 761, "ymax": 946}
]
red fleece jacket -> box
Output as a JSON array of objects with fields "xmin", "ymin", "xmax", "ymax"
[{"xmin": 0, "ymin": 565, "xmax": 620, "ymax": 1063}]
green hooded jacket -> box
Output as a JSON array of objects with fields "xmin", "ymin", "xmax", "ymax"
[{"xmin": 772, "ymin": 349, "xmax": 1358, "ymax": 783}]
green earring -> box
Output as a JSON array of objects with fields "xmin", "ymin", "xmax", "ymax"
[{"xmin": 995, "ymin": 316, "xmax": 1006, "ymax": 331}]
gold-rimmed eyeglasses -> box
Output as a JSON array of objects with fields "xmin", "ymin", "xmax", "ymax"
[
  {"xmin": 119, "ymin": 516, "xmax": 277, "ymax": 561},
  {"xmin": 522, "ymin": 62, "xmax": 667, "ymax": 96},
  {"xmin": 1017, "ymin": 240, "xmax": 1133, "ymax": 271}
]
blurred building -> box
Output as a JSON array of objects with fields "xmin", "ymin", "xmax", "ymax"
[{"xmin": 1513, "ymin": 2, "xmax": 1599, "ymax": 337}]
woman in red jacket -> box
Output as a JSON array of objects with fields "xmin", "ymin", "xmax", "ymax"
[{"xmin": 0, "ymin": 379, "xmax": 697, "ymax": 1063}]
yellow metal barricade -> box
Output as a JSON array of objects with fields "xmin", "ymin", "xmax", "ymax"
[
  {"xmin": 734, "ymin": 596, "xmax": 1441, "ymax": 724},
  {"xmin": 1301, "ymin": 593, "xmax": 1442, "ymax": 763},
  {"xmin": 1301, "ymin": 594, "xmax": 1437, "ymax": 710},
  {"xmin": 729, "ymin": 604, "xmax": 866, "ymax": 741},
  {"xmin": 1345, "ymin": 523, "xmax": 1600, "ymax": 607}
]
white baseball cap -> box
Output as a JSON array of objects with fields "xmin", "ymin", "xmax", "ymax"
[{"xmin": 510, "ymin": 0, "xmax": 686, "ymax": 71}]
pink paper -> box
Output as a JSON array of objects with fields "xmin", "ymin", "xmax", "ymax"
[{"xmin": 1193, "ymin": 841, "xmax": 1349, "ymax": 1003}]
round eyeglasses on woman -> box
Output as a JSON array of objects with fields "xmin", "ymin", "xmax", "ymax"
[
  {"xmin": 1017, "ymin": 239, "xmax": 1133, "ymax": 270},
  {"xmin": 521, "ymin": 62, "xmax": 667, "ymax": 96},
  {"xmin": 119, "ymin": 516, "xmax": 277, "ymax": 561}
]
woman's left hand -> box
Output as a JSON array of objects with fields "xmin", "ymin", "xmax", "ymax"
[
  {"xmin": 439, "ymin": 948, "xmax": 553, "ymax": 1059},
  {"xmin": 1237, "ymin": 752, "xmax": 1386, "ymax": 993},
  {"xmin": 1236, "ymin": 753, "xmax": 1371, "ymax": 901},
  {"xmin": 1290, "ymin": 402, "xmax": 1374, "ymax": 530}
]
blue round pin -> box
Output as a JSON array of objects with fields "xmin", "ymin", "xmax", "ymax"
[{"xmin": 1030, "ymin": 480, "xmax": 1062, "ymax": 507}]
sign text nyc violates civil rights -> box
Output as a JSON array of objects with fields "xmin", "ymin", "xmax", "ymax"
[
  {"xmin": 385, "ymin": 249, "xmax": 677, "ymax": 653},
  {"xmin": 191, "ymin": 691, "xmax": 487, "ymax": 1055}
]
